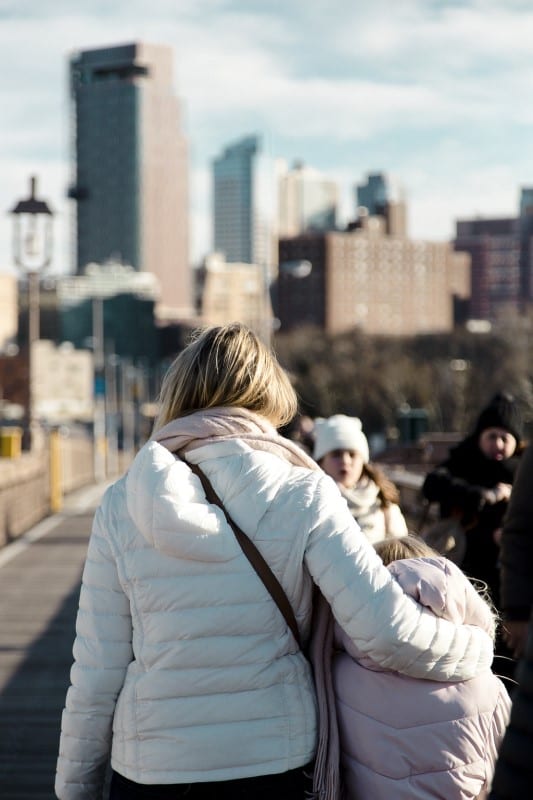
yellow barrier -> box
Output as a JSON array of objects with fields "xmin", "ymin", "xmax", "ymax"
[
  {"xmin": 49, "ymin": 428, "xmax": 63, "ymax": 513},
  {"xmin": 0, "ymin": 427, "xmax": 22, "ymax": 458}
]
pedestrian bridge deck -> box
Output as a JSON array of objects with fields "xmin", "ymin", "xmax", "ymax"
[
  {"xmin": 0, "ymin": 484, "xmax": 108, "ymax": 800},
  {"xmin": 0, "ymin": 466, "xmax": 426, "ymax": 799}
]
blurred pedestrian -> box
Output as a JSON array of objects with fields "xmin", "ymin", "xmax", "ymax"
[
  {"xmin": 489, "ymin": 444, "xmax": 533, "ymax": 798},
  {"xmin": 279, "ymin": 412, "xmax": 315, "ymax": 455},
  {"xmin": 422, "ymin": 392, "xmax": 523, "ymax": 610},
  {"xmin": 498, "ymin": 443, "xmax": 533, "ymax": 660},
  {"xmin": 314, "ymin": 414, "xmax": 407, "ymax": 543}
]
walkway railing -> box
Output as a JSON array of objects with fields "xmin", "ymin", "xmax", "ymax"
[{"xmin": 0, "ymin": 431, "xmax": 95, "ymax": 548}]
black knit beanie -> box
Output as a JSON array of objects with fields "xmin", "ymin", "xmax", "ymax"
[{"xmin": 474, "ymin": 392, "xmax": 523, "ymax": 442}]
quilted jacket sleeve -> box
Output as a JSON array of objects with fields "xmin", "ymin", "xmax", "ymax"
[
  {"xmin": 305, "ymin": 475, "xmax": 494, "ymax": 681},
  {"xmin": 422, "ymin": 462, "xmax": 485, "ymax": 521},
  {"xmin": 55, "ymin": 494, "xmax": 133, "ymax": 800}
]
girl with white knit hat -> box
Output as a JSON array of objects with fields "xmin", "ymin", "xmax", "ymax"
[{"xmin": 313, "ymin": 415, "xmax": 407, "ymax": 543}]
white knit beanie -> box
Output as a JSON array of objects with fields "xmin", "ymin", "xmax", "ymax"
[{"xmin": 313, "ymin": 414, "xmax": 369, "ymax": 463}]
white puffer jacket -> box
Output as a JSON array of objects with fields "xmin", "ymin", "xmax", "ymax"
[{"xmin": 56, "ymin": 433, "xmax": 493, "ymax": 799}]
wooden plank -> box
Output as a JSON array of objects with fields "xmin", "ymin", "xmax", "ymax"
[{"xmin": 0, "ymin": 493, "xmax": 102, "ymax": 799}]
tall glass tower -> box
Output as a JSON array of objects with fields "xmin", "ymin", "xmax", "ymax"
[
  {"xmin": 278, "ymin": 161, "xmax": 338, "ymax": 236},
  {"xmin": 213, "ymin": 135, "xmax": 278, "ymax": 273},
  {"xmin": 69, "ymin": 42, "xmax": 190, "ymax": 314}
]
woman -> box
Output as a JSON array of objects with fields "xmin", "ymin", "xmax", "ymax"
[
  {"xmin": 56, "ymin": 324, "xmax": 493, "ymax": 800},
  {"xmin": 314, "ymin": 414, "xmax": 408, "ymax": 543}
]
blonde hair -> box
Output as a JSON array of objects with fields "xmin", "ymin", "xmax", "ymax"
[
  {"xmin": 374, "ymin": 534, "xmax": 438, "ymax": 566},
  {"xmin": 153, "ymin": 323, "xmax": 298, "ymax": 431}
]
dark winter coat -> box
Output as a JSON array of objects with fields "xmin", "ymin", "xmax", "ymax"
[
  {"xmin": 489, "ymin": 444, "xmax": 533, "ymax": 797},
  {"xmin": 489, "ymin": 618, "xmax": 533, "ymax": 798},
  {"xmin": 498, "ymin": 444, "xmax": 533, "ymax": 622},
  {"xmin": 422, "ymin": 435, "xmax": 520, "ymax": 607}
]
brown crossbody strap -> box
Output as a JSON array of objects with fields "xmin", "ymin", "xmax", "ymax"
[{"xmin": 182, "ymin": 458, "xmax": 302, "ymax": 649}]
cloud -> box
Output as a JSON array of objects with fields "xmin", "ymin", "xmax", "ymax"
[{"xmin": 1, "ymin": 0, "xmax": 532, "ymax": 269}]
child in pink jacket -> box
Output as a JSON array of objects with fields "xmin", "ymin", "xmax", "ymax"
[{"xmin": 333, "ymin": 536, "xmax": 511, "ymax": 800}]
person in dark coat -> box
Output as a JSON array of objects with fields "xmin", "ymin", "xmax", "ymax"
[
  {"xmin": 498, "ymin": 443, "xmax": 533, "ymax": 660},
  {"xmin": 422, "ymin": 392, "xmax": 523, "ymax": 610},
  {"xmin": 489, "ymin": 444, "xmax": 533, "ymax": 798}
]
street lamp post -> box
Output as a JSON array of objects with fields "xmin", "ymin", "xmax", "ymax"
[
  {"xmin": 449, "ymin": 358, "xmax": 470, "ymax": 433},
  {"xmin": 9, "ymin": 176, "xmax": 54, "ymax": 450},
  {"xmin": 92, "ymin": 296, "xmax": 107, "ymax": 481}
]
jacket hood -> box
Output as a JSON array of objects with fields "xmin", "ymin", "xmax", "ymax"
[
  {"xmin": 124, "ymin": 440, "xmax": 241, "ymax": 563},
  {"xmin": 341, "ymin": 556, "xmax": 496, "ymax": 670},
  {"xmin": 388, "ymin": 557, "xmax": 496, "ymax": 636}
]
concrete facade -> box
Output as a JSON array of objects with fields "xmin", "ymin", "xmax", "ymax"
[
  {"xmin": 454, "ymin": 218, "xmax": 521, "ymax": 322},
  {"xmin": 278, "ymin": 161, "xmax": 338, "ymax": 237},
  {"xmin": 32, "ymin": 340, "xmax": 94, "ymax": 423},
  {"xmin": 277, "ymin": 215, "xmax": 470, "ymax": 336},
  {"xmin": 200, "ymin": 253, "xmax": 273, "ymax": 342}
]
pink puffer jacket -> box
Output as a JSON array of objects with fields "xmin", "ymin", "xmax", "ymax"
[{"xmin": 333, "ymin": 557, "xmax": 511, "ymax": 800}]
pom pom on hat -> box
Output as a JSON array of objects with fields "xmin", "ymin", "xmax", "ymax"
[
  {"xmin": 313, "ymin": 414, "xmax": 369, "ymax": 463},
  {"xmin": 474, "ymin": 392, "xmax": 523, "ymax": 443}
]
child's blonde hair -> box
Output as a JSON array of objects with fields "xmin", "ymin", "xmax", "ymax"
[
  {"xmin": 374, "ymin": 534, "xmax": 438, "ymax": 566},
  {"xmin": 153, "ymin": 323, "xmax": 298, "ymax": 432}
]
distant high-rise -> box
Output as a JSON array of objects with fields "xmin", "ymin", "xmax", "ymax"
[
  {"xmin": 278, "ymin": 161, "xmax": 338, "ymax": 237},
  {"xmin": 356, "ymin": 172, "xmax": 407, "ymax": 236},
  {"xmin": 69, "ymin": 42, "xmax": 190, "ymax": 314},
  {"xmin": 213, "ymin": 135, "xmax": 278, "ymax": 273},
  {"xmin": 277, "ymin": 216, "xmax": 469, "ymax": 336},
  {"xmin": 519, "ymin": 187, "xmax": 533, "ymax": 299},
  {"xmin": 454, "ymin": 217, "xmax": 521, "ymax": 321}
]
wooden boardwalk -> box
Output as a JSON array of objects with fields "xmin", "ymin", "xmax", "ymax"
[{"xmin": 0, "ymin": 484, "xmax": 108, "ymax": 800}]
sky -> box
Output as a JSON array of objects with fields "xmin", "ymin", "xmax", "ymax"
[{"xmin": 1, "ymin": 0, "xmax": 533, "ymax": 275}]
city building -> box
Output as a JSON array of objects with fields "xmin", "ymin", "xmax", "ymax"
[
  {"xmin": 519, "ymin": 186, "xmax": 533, "ymax": 300},
  {"xmin": 200, "ymin": 252, "xmax": 273, "ymax": 342},
  {"xmin": 213, "ymin": 135, "xmax": 279, "ymax": 276},
  {"xmin": 69, "ymin": 42, "xmax": 190, "ymax": 316},
  {"xmin": 18, "ymin": 262, "xmax": 160, "ymax": 363},
  {"xmin": 276, "ymin": 210, "xmax": 469, "ymax": 336},
  {"xmin": 0, "ymin": 275, "xmax": 17, "ymax": 352},
  {"xmin": 454, "ymin": 218, "xmax": 521, "ymax": 322},
  {"xmin": 278, "ymin": 161, "xmax": 338, "ymax": 237},
  {"xmin": 59, "ymin": 262, "xmax": 159, "ymax": 363},
  {"xmin": 356, "ymin": 172, "xmax": 407, "ymax": 236},
  {"xmin": 32, "ymin": 340, "xmax": 94, "ymax": 423}
]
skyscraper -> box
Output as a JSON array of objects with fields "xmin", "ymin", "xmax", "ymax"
[
  {"xmin": 69, "ymin": 42, "xmax": 190, "ymax": 314},
  {"xmin": 356, "ymin": 172, "xmax": 407, "ymax": 236},
  {"xmin": 454, "ymin": 217, "xmax": 521, "ymax": 321},
  {"xmin": 213, "ymin": 135, "xmax": 278, "ymax": 273},
  {"xmin": 519, "ymin": 187, "xmax": 533, "ymax": 300},
  {"xmin": 278, "ymin": 161, "xmax": 338, "ymax": 237}
]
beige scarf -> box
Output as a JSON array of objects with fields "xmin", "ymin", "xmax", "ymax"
[{"xmin": 152, "ymin": 406, "xmax": 319, "ymax": 470}]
